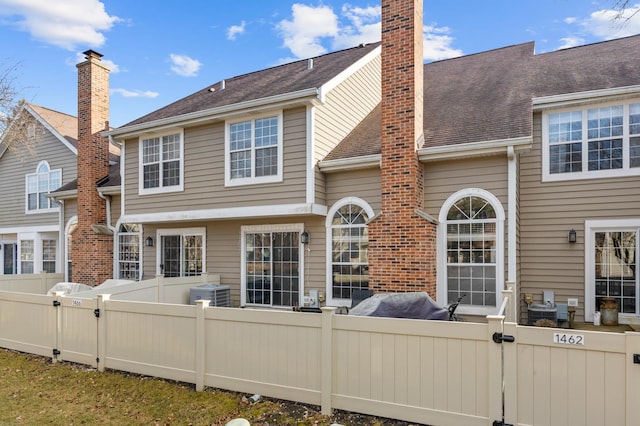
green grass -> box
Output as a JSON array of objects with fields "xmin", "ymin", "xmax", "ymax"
[
  {"xmin": 0, "ymin": 348, "xmax": 411, "ymax": 425},
  {"xmin": 0, "ymin": 348, "xmax": 318, "ymax": 425}
]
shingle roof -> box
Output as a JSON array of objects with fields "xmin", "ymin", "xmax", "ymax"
[
  {"xmin": 29, "ymin": 103, "xmax": 79, "ymax": 148},
  {"xmin": 122, "ymin": 42, "xmax": 381, "ymax": 128},
  {"xmin": 325, "ymin": 34, "xmax": 640, "ymax": 161}
]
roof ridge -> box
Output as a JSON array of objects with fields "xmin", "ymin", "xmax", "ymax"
[
  {"xmin": 535, "ymin": 33, "xmax": 640, "ymax": 57},
  {"xmin": 28, "ymin": 103, "xmax": 77, "ymax": 119}
]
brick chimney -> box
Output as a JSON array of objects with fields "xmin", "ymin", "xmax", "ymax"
[
  {"xmin": 72, "ymin": 50, "xmax": 113, "ymax": 285},
  {"xmin": 368, "ymin": 0, "xmax": 437, "ymax": 296}
]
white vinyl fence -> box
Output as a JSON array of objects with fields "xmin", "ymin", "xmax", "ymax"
[{"xmin": 0, "ymin": 287, "xmax": 639, "ymax": 425}]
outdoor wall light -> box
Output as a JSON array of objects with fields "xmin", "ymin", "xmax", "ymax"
[
  {"xmin": 568, "ymin": 229, "xmax": 577, "ymax": 243},
  {"xmin": 145, "ymin": 236, "xmax": 154, "ymax": 247},
  {"xmin": 301, "ymin": 231, "xmax": 310, "ymax": 244}
]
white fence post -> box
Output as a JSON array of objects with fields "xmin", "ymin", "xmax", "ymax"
[
  {"xmin": 97, "ymin": 294, "xmax": 111, "ymax": 372},
  {"xmin": 320, "ymin": 307, "xmax": 336, "ymax": 415},
  {"xmin": 626, "ymin": 332, "xmax": 640, "ymax": 425},
  {"xmin": 52, "ymin": 291, "xmax": 65, "ymax": 363},
  {"xmin": 487, "ymin": 315, "xmax": 505, "ymax": 424},
  {"xmin": 195, "ymin": 300, "xmax": 208, "ymax": 392}
]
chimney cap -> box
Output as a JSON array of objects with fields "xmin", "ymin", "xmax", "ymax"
[{"xmin": 82, "ymin": 49, "xmax": 103, "ymax": 61}]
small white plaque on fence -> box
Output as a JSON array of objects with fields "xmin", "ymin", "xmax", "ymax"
[
  {"xmin": 553, "ymin": 333, "xmax": 584, "ymax": 345},
  {"xmin": 72, "ymin": 299, "xmax": 83, "ymax": 306}
]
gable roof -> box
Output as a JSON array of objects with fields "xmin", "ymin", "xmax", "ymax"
[
  {"xmin": 0, "ymin": 103, "xmax": 78, "ymax": 159},
  {"xmin": 324, "ymin": 34, "xmax": 640, "ymax": 163},
  {"xmin": 115, "ymin": 42, "xmax": 381, "ymax": 132}
]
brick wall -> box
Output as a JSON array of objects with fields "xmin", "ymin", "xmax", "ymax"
[
  {"xmin": 71, "ymin": 50, "xmax": 113, "ymax": 285},
  {"xmin": 368, "ymin": 0, "xmax": 437, "ymax": 297}
]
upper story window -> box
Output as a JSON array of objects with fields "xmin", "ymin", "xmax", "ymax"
[
  {"xmin": 225, "ymin": 112, "xmax": 283, "ymax": 186},
  {"xmin": 139, "ymin": 130, "xmax": 184, "ymax": 194},
  {"xmin": 26, "ymin": 161, "xmax": 61, "ymax": 212},
  {"xmin": 542, "ymin": 100, "xmax": 640, "ymax": 181}
]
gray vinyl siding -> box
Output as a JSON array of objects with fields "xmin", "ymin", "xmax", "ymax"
[
  {"xmin": 63, "ymin": 200, "xmax": 78, "ymax": 226},
  {"xmin": 124, "ymin": 108, "xmax": 308, "ymax": 215},
  {"xmin": 0, "ymin": 122, "xmax": 76, "ymax": 229},
  {"xmin": 519, "ymin": 112, "xmax": 640, "ymax": 322},
  {"xmin": 141, "ymin": 216, "xmax": 327, "ymax": 306},
  {"xmin": 314, "ymin": 54, "xmax": 381, "ymax": 204},
  {"xmin": 325, "ymin": 168, "xmax": 381, "ymax": 213}
]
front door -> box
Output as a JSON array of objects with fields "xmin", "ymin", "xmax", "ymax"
[
  {"xmin": 3, "ymin": 243, "xmax": 16, "ymax": 275},
  {"xmin": 594, "ymin": 230, "xmax": 637, "ymax": 316},
  {"xmin": 245, "ymin": 231, "xmax": 300, "ymax": 307}
]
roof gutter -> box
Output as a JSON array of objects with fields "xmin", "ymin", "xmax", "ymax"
[
  {"xmin": 318, "ymin": 154, "xmax": 381, "ymax": 172},
  {"xmin": 533, "ymin": 84, "xmax": 640, "ymax": 111},
  {"xmin": 105, "ymin": 88, "xmax": 321, "ymax": 141},
  {"xmin": 48, "ymin": 189, "xmax": 77, "ymax": 200},
  {"xmin": 418, "ymin": 136, "xmax": 531, "ymax": 162}
]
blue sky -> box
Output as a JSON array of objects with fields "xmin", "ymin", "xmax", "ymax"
[{"xmin": 1, "ymin": 0, "xmax": 639, "ymax": 127}]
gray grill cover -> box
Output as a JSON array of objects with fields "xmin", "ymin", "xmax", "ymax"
[{"xmin": 348, "ymin": 292, "xmax": 449, "ymax": 320}]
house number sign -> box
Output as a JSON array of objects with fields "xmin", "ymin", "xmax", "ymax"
[
  {"xmin": 72, "ymin": 299, "xmax": 83, "ymax": 306},
  {"xmin": 553, "ymin": 333, "xmax": 584, "ymax": 345}
]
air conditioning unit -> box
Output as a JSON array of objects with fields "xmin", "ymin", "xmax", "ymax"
[
  {"xmin": 528, "ymin": 304, "xmax": 557, "ymax": 325},
  {"xmin": 189, "ymin": 284, "xmax": 231, "ymax": 307}
]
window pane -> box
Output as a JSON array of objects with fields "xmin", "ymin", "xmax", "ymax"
[
  {"xmin": 230, "ymin": 121, "xmax": 252, "ymax": 151},
  {"xmin": 162, "ymin": 160, "xmax": 180, "ymax": 186},
  {"xmin": 143, "ymin": 138, "xmax": 160, "ymax": 163},
  {"xmin": 230, "ymin": 151, "xmax": 251, "ymax": 179},
  {"xmin": 254, "ymin": 116, "xmax": 278, "ymax": 147},
  {"xmin": 594, "ymin": 231, "xmax": 636, "ymax": 314},
  {"xmin": 118, "ymin": 225, "xmax": 140, "ymax": 280},
  {"xmin": 143, "ymin": 164, "xmax": 160, "ymax": 189},
  {"xmin": 332, "ymin": 204, "xmax": 369, "ymax": 300},
  {"xmin": 162, "ymin": 134, "xmax": 181, "ymax": 161},
  {"xmin": 255, "ymin": 146, "xmax": 277, "ymax": 177},
  {"xmin": 20, "ymin": 240, "xmax": 34, "ymax": 274},
  {"xmin": 42, "ymin": 239, "xmax": 56, "ymax": 273}
]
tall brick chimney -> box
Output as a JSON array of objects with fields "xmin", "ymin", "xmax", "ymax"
[
  {"xmin": 72, "ymin": 50, "xmax": 113, "ymax": 285},
  {"xmin": 368, "ymin": 0, "xmax": 437, "ymax": 296}
]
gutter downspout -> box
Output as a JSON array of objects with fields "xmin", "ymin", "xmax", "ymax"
[
  {"xmin": 507, "ymin": 145, "xmax": 517, "ymax": 321},
  {"xmin": 58, "ymin": 199, "xmax": 65, "ymax": 280}
]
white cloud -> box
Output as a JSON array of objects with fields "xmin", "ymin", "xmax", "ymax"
[
  {"xmin": 580, "ymin": 4, "xmax": 640, "ymax": 39},
  {"xmin": 226, "ymin": 20, "xmax": 246, "ymax": 40},
  {"xmin": 276, "ymin": 3, "xmax": 462, "ymax": 62},
  {"xmin": 111, "ymin": 88, "xmax": 159, "ymax": 98},
  {"xmin": 564, "ymin": 17, "xmax": 577, "ymax": 24},
  {"xmin": 0, "ymin": 0, "xmax": 120, "ymax": 50},
  {"xmin": 556, "ymin": 36, "xmax": 584, "ymax": 50},
  {"xmin": 276, "ymin": 4, "xmax": 339, "ymax": 58},
  {"xmin": 169, "ymin": 54, "xmax": 202, "ymax": 77},
  {"xmin": 423, "ymin": 25, "xmax": 463, "ymax": 61}
]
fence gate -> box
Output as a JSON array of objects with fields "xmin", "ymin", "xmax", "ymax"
[{"xmin": 54, "ymin": 294, "xmax": 99, "ymax": 367}]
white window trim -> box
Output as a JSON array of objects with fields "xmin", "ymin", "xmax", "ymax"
[
  {"xmin": 155, "ymin": 227, "xmax": 206, "ymax": 276},
  {"xmin": 224, "ymin": 111, "xmax": 284, "ymax": 187},
  {"xmin": 16, "ymin": 231, "xmax": 58, "ymax": 274},
  {"xmin": 240, "ymin": 223, "xmax": 304, "ymax": 307},
  {"xmin": 437, "ymin": 188, "xmax": 505, "ymax": 316},
  {"xmin": 325, "ymin": 197, "xmax": 375, "ymax": 307},
  {"xmin": 542, "ymin": 99, "xmax": 640, "ymax": 182},
  {"xmin": 116, "ymin": 223, "xmax": 142, "ymax": 281},
  {"xmin": 25, "ymin": 160, "xmax": 61, "ymax": 214},
  {"xmin": 584, "ymin": 219, "xmax": 640, "ymax": 322},
  {"xmin": 138, "ymin": 129, "xmax": 185, "ymax": 195}
]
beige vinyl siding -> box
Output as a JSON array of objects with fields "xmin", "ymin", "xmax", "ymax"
[
  {"xmin": 423, "ymin": 156, "xmax": 509, "ymax": 218},
  {"xmin": 124, "ymin": 108, "xmax": 307, "ymax": 215},
  {"xmin": 314, "ymin": 54, "xmax": 381, "ymax": 204},
  {"xmin": 519, "ymin": 113, "xmax": 640, "ymax": 322},
  {"xmin": 424, "ymin": 156, "xmax": 510, "ymax": 300},
  {"xmin": 141, "ymin": 217, "xmax": 327, "ymax": 306},
  {"xmin": 0, "ymin": 122, "xmax": 76, "ymax": 229},
  {"xmin": 325, "ymin": 168, "xmax": 381, "ymax": 213},
  {"xmin": 63, "ymin": 200, "xmax": 78, "ymax": 226}
]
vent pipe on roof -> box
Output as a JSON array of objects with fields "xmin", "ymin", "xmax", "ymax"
[
  {"xmin": 220, "ymin": 79, "xmax": 226, "ymax": 90},
  {"xmin": 307, "ymin": 58, "xmax": 313, "ymax": 70}
]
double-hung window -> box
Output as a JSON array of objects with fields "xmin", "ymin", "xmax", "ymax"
[
  {"xmin": 542, "ymin": 100, "xmax": 640, "ymax": 181},
  {"xmin": 225, "ymin": 112, "xmax": 283, "ymax": 186},
  {"xmin": 26, "ymin": 161, "xmax": 61, "ymax": 212},
  {"xmin": 139, "ymin": 131, "xmax": 183, "ymax": 194}
]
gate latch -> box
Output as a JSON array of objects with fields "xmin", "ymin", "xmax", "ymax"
[{"xmin": 492, "ymin": 332, "xmax": 515, "ymax": 344}]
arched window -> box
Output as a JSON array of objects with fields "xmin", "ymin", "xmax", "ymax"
[
  {"xmin": 326, "ymin": 198, "xmax": 374, "ymax": 306},
  {"xmin": 439, "ymin": 189, "xmax": 504, "ymax": 313},
  {"xmin": 26, "ymin": 161, "xmax": 61, "ymax": 211}
]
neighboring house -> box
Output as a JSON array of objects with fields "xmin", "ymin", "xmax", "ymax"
[{"xmin": 0, "ymin": 103, "xmax": 78, "ymax": 276}]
